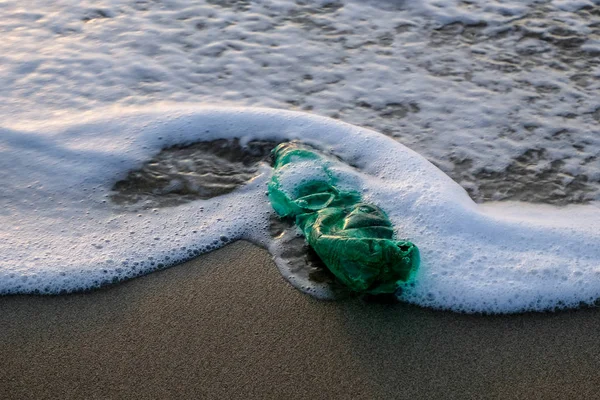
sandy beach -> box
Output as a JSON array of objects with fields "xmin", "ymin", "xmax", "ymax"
[{"xmin": 1, "ymin": 240, "xmax": 599, "ymax": 399}]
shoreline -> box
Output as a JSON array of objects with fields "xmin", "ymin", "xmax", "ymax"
[{"xmin": 2, "ymin": 240, "xmax": 600, "ymax": 399}]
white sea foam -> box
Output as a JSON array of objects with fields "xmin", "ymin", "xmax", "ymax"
[
  {"xmin": 1, "ymin": 107, "xmax": 599, "ymax": 314},
  {"xmin": 1, "ymin": 0, "xmax": 599, "ymax": 203}
]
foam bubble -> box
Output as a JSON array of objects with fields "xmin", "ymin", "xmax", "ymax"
[
  {"xmin": 2, "ymin": 0, "xmax": 598, "ymax": 205},
  {"xmin": 1, "ymin": 107, "xmax": 599, "ymax": 314}
]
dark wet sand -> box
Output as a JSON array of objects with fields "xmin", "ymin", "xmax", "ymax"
[{"xmin": 2, "ymin": 241, "xmax": 600, "ymax": 400}]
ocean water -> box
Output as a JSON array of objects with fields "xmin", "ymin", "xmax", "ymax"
[{"xmin": 1, "ymin": 0, "xmax": 599, "ymax": 313}]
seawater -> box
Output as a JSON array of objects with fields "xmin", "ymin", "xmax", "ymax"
[{"xmin": 1, "ymin": 0, "xmax": 599, "ymax": 313}]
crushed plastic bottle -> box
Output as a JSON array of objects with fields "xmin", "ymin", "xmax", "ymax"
[{"xmin": 268, "ymin": 142, "xmax": 420, "ymax": 294}]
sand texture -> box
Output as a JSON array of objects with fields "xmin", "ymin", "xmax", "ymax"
[{"xmin": 2, "ymin": 241, "xmax": 600, "ymax": 400}]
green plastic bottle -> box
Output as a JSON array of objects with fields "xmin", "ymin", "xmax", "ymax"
[{"xmin": 268, "ymin": 142, "xmax": 419, "ymax": 294}]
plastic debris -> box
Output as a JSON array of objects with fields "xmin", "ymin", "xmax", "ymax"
[{"xmin": 268, "ymin": 142, "xmax": 419, "ymax": 294}]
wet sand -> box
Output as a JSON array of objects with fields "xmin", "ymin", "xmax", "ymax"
[{"xmin": 1, "ymin": 240, "xmax": 600, "ymax": 399}]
